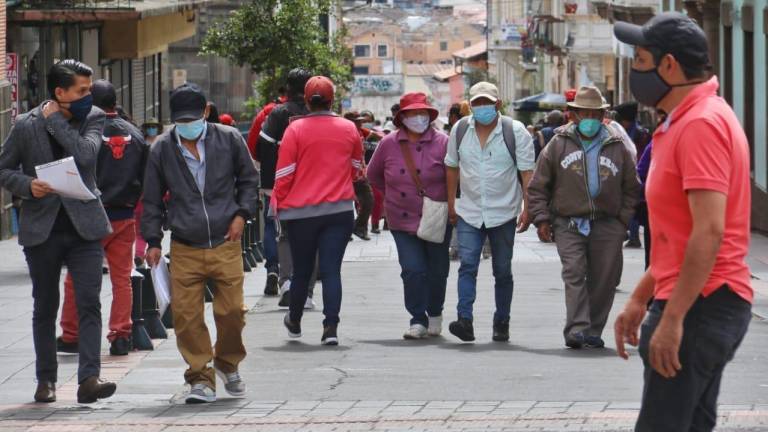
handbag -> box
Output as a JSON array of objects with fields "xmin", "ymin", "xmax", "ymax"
[{"xmin": 399, "ymin": 142, "xmax": 448, "ymax": 243}]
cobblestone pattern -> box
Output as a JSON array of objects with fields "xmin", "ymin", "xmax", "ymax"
[{"xmin": 0, "ymin": 400, "xmax": 766, "ymax": 431}]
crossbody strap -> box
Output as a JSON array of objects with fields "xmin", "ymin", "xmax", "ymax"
[{"xmin": 398, "ymin": 142, "xmax": 425, "ymax": 197}]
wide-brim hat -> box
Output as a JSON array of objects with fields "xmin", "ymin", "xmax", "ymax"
[
  {"xmin": 394, "ymin": 92, "xmax": 439, "ymax": 128},
  {"xmin": 567, "ymin": 86, "xmax": 610, "ymax": 110}
]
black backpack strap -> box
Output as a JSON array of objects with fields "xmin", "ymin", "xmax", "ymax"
[{"xmin": 454, "ymin": 117, "xmax": 470, "ymax": 160}]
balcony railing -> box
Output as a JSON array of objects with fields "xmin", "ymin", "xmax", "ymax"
[{"xmin": 15, "ymin": 0, "xmax": 133, "ymax": 9}]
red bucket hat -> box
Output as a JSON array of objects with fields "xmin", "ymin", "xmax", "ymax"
[{"xmin": 394, "ymin": 92, "xmax": 439, "ymax": 128}]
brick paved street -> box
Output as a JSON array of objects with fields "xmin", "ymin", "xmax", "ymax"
[{"xmin": 0, "ymin": 230, "xmax": 767, "ymax": 431}]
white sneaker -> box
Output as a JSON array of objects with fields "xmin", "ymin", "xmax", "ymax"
[
  {"xmin": 278, "ymin": 280, "xmax": 291, "ymax": 308},
  {"xmin": 403, "ymin": 324, "xmax": 428, "ymax": 340},
  {"xmin": 304, "ymin": 296, "xmax": 316, "ymax": 310},
  {"xmin": 427, "ymin": 316, "xmax": 443, "ymax": 336},
  {"xmin": 215, "ymin": 368, "xmax": 246, "ymax": 397},
  {"xmin": 185, "ymin": 383, "xmax": 216, "ymax": 404}
]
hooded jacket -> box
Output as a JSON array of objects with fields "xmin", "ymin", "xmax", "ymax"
[{"xmin": 528, "ymin": 123, "xmax": 640, "ymax": 227}]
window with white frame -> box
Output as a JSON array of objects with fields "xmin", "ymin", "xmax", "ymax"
[{"xmin": 377, "ymin": 44, "xmax": 388, "ymax": 58}]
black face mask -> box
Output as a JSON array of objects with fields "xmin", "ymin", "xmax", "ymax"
[{"xmin": 629, "ymin": 66, "xmax": 705, "ymax": 108}]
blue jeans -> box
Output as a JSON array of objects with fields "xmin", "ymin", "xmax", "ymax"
[
  {"xmin": 456, "ymin": 217, "xmax": 516, "ymax": 323},
  {"xmin": 636, "ymin": 286, "xmax": 751, "ymax": 432},
  {"xmin": 286, "ymin": 211, "xmax": 354, "ymax": 326},
  {"xmin": 391, "ymin": 229, "xmax": 451, "ymax": 326},
  {"xmin": 263, "ymin": 195, "xmax": 279, "ymax": 274}
]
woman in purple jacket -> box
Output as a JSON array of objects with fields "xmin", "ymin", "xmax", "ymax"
[{"xmin": 367, "ymin": 93, "xmax": 451, "ymax": 340}]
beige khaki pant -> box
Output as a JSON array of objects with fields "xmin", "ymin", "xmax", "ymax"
[
  {"xmin": 170, "ymin": 240, "xmax": 246, "ymax": 389},
  {"xmin": 552, "ymin": 216, "xmax": 625, "ymax": 340}
]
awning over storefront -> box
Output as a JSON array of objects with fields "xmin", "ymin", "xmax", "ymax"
[{"xmin": 513, "ymin": 92, "xmax": 567, "ymax": 112}]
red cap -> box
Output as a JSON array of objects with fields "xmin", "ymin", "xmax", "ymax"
[
  {"xmin": 304, "ymin": 76, "xmax": 335, "ymax": 105},
  {"xmin": 219, "ymin": 113, "xmax": 235, "ymax": 126},
  {"xmin": 394, "ymin": 92, "xmax": 439, "ymax": 128}
]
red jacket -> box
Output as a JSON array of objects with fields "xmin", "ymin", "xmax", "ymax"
[
  {"xmin": 271, "ymin": 113, "xmax": 363, "ymax": 217},
  {"xmin": 247, "ymin": 96, "xmax": 287, "ymax": 159}
]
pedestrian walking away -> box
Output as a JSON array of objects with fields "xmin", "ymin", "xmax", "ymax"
[
  {"xmin": 528, "ymin": 85, "xmax": 639, "ymax": 350},
  {"xmin": 367, "ymin": 92, "xmax": 451, "ymax": 340},
  {"xmin": 59, "ymin": 79, "xmax": 149, "ymax": 357},
  {"xmin": 444, "ymin": 81, "xmax": 536, "ymax": 343},
  {"xmin": 141, "ymin": 82, "xmax": 259, "ymax": 404},
  {"xmin": 258, "ymin": 69, "xmax": 319, "ymax": 308},
  {"xmin": 615, "ymin": 101, "xmax": 651, "ymax": 249},
  {"xmin": 0, "ymin": 59, "xmax": 117, "ymax": 404},
  {"xmin": 271, "ymin": 75, "xmax": 363, "ymax": 346},
  {"xmin": 613, "ymin": 12, "xmax": 753, "ymax": 432},
  {"xmin": 344, "ymin": 110, "xmax": 376, "ymax": 241}
]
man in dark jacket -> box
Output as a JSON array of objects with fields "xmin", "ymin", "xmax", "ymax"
[
  {"xmin": 0, "ymin": 60, "xmax": 116, "ymax": 404},
  {"xmin": 528, "ymin": 86, "xmax": 639, "ymax": 350},
  {"xmin": 58, "ymin": 79, "xmax": 148, "ymax": 357},
  {"xmin": 258, "ymin": 68, "xmax": 317, "ymax": 308},
  {"xmin": 615, "ymin": 101, "xmax": 651, "ymax": 248},
  {"xmin": 142, "ymin": 83, "xmax": 259, "ymax": 404}
]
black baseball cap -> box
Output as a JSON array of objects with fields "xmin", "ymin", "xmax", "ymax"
[
  {"xmin": 170, "ymin": 82, "xmax": 207, "ymax": 122},
  {"xmin": 91, "ymin": 79, "xmax": 116, "ymax": 110},
  {"xmin": 614, "ymin": 12, "xmax": 710, "ymax": 69}
]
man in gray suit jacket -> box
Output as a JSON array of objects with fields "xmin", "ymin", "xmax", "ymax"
[{"xmin": 0, "ymin": 60, "xmax": 117, "ymax": 404}]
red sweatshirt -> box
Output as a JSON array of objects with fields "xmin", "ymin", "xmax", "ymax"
[{"xmin": 270, "ymin": 113, "xmax": 364, "ymax": 219}]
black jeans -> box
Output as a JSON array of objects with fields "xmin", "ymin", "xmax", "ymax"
[
  {"xmin": 23, "ymin": 230, "xmax": 104, "ymax": 384},
  {"xmin": 286, "ymin": 211, "xmax": 354, "ymax": 327},
  {"xmin": 353, "ymin": 180, "xmax": 373, "ymax": 234},
  {"xmin": 636, "ymin": 286, "xmax": 752, "ymax": 432}
]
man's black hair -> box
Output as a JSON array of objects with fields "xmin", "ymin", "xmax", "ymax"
[
  {"xmin": 308, "ymin": 95, "xmax": 332, "ymax": 111},
  {"xmin": 390, "ymin": 103, "xmax": 400, "ymax": 114},
  {"xmin": 47, "ymin": 59, "xmax": 93, "ymax": 99},
  {"xmin": 648, "ymin": 47, "xmax": 710, "ymax": 81},
  {"xmin": 286, "ymin": 68, "xmax": 312, "ymax": 97},
  {"xmin": 448, "ymin": 103, "xmax": 461, "ymax": 117},
  {"xmin": 207, "ymin": 102, "xmax": 220, "ymax": 123}
]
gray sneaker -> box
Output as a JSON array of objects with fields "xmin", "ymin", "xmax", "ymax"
[
  {"xmin": 185, "ymin": 383, "xmax": 216, "ymax": 404},
  {"xmin": 215, "ymin": 368, "xmax": 246, "ymax": 397}
]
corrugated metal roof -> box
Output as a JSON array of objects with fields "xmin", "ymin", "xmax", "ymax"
[
  {"xmin": 433, "ymin": 67, "xmax": 459, "ymax": 81},
  {"xmin": 405, "ymin": 63, "xmax": 451, "ymax": 76},
  {"xmin": 452, "ymin": 40, "xmax": 487, "ymax": 60}
]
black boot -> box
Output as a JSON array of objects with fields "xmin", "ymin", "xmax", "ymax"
[
  {"xmin": 448, "ymin": 318, "xmax": 475, "ymax": 342},
  {"xmin": 492, "ymin": 319, "xmax": 510, "ymax": 342}
]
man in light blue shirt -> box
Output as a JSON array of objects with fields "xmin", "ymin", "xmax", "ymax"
[{"xmin": 445, "ymin": 81, "xmax": 535, "ymax": 343}]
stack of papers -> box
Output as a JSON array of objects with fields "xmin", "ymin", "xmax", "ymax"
[
  {"xmin": 151, "ymin": 258, "xmax": 172, "ymax": 317},
  {"xmin": 34, "ymin": 157, "xmax": 96, "ymax": 201}
]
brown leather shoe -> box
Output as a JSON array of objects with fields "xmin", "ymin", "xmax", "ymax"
[
  {"xmin": 34, "ymin": 381, "xmax": 56, "ymax": 403},
  {"xmin": 77, "ymin": 376, "xmax": 116, "ymax": 404}
]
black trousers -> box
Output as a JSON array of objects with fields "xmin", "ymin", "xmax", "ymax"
[
  {"xmin": 23, "ymin": 229, "xmax": 104, "ymax": 384},
  {"xmin": 353, "ymin": 180, "xmax": 373, "ymax": 233},
  {"xmin": 286, "ymin": 211, "xmax": 354, "ymax": 327},
  {"xmin": 636, "ymin": 286, "xmax": 752, "ymax": 432}
]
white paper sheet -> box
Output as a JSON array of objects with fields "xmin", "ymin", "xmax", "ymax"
[
  {"xmin": 34, "ymin": 157, "xmax": 97, "ymax": 201},
  {"xmin": 150, "ymin": 258, "xmax": 172, "ymax": 317}
]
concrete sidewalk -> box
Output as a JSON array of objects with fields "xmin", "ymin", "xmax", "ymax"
[{"xmin": 0, "ymin": 230, "xmax": 765, "ymax": 431}]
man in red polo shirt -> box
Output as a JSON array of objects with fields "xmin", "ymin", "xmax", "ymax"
[{"xmin": 613, "ymin": 12, "xmax": 753, "ymax": 432}]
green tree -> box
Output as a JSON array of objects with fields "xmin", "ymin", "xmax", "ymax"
[{"xmin": 201, "ymin": 0, "xmax": 353, "ymax": 113}]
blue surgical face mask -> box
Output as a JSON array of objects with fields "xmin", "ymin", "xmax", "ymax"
[
  {"xmin": 472, "ymin": 105, "xmax": 498, "ymax": 125},
  {"xmin": 146, "ymin": 127, "xmax": 158, "ymax": 137},
  {"xmin": 577, "ymin": 118, "xmax": 602, "ymax": 138},
  {"xmin": 65, "ymin": 93, "xmax": 93, "ymax": 121},
  {"xmin": 175, "ymin": 118, "xmax": 206, "ymax": 140}
]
